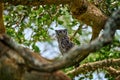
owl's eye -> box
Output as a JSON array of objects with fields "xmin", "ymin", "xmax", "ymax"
[
  {"xmin": 63, "ymin": 31, "xmax": 67, "ymax": 35},
  {"xmin": 59, "ymin": 31, "xmax": 61, "ymax": 33},
  {"xmin": 55, "ymin": 29, "xmax": 67, "ymax": 36},
  {"xmin": 56, "ymin": 31, "xmax": 61, "ymax": 35},
  {"xmin": 55, "ymin": 30, "xmax": 59, "ymax": 34}
]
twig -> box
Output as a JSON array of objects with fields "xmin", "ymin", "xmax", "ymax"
[{"xmin": 70, "ymin": 24, "xmax": 83, "ymax": 41}]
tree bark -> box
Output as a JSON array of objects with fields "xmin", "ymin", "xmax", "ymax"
[
  {"xmin": 0, "ymin": 38, "xmax": 71, "ymax": 80},
  {"xmin": 69, "ymin": 0, "xmax": 108, "ymax": 40},
  {"xmin": 0, "ymin": 2, "xmax": 5, "ymax": 34},
  {"xmin": 67, "ymin": 59, "xmax": 120, "ymax": 78},
  {"xmin": 0, "ymin": 0, "xmax": 70, "ymax": 5}
]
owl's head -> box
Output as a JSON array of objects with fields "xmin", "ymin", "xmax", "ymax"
[{"xmin": 55, "ymin": 29, "xmax": 67, "ymax": 37}]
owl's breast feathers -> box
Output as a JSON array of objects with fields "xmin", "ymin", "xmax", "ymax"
[{"xmin": 58, "ymin": 37, "xmax": 74, "ymax": 54}]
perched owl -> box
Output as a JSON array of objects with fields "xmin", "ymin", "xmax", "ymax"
[
  {"xmin": 55, "ymin": 29, "xmax": 79, "ymax": 68},
  {"xmin": 55, "ymin": 29, "xmax": 74, "ymax": 55}
]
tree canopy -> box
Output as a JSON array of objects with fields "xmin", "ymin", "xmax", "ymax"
[{"xmin": 0, "ymin": 0, "xmax": 120, "ymax": 80}]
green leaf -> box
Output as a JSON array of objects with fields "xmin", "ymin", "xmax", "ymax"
[
  {"xmin": 32, "ymin": 43, "xmax": 40, "ymax": 52},
  {"xmin": 58, "ymin": 20, "xmax": 64, "ymax": 25}
]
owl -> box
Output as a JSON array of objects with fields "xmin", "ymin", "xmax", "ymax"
[
  {"xmin": 55, "ymin": 29, "xmax": 74, "ymax": 55},
  {"xmin": 55, "ymin": 29, "xmax": 79, "ymax": 68}
]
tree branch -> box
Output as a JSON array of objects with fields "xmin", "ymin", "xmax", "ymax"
[
  {"xmin": 66, "ymin": 59, "xmax": 120, "ymax": 78},
  {"xmin": 0, "ymin": 37, "xmax": 71, "ymax": 80},
  {"xmin": 105, "ymin": 67, "xmax": 120, "ymax": 80},
  {"xmin": 69, "ymin": 0, "xmax": 108, "ymax": 40},
  {"xmin": 105, "ymin": 67, "xmax": 120, "ymax": 76},
  {"xmin": 0, "ymin": 0, "xmax": 70, "ymax": 5},
  {"xmin": 70, "ymin": 24, "xmax": 83, "ymax": 41}
]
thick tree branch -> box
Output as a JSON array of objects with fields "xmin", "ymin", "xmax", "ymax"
[
  {"xmin": 69, "ymin": 0, "xmax": 108, "ymax": 40},
  {"xmin": 0, "ymin": 8, "xmax": 120, "ymax": 73},
  {"xmin": 0, "ymin": 0, "xmax": 70, "ymax": 5},
  {"xmin": 0, "ymin": 38, "xmax": 71, "ymax": 80}
]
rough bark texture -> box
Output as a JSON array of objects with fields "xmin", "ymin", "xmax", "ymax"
[
  {"xmin": 0, "ymin": 39, "xmax": 71, "ymax": 80},
  {"xmin": 67, "ymin": 59, "xmax": 120, "ymax": 78},
  {"xmin": 0, "ymin": 2, "xmax": 5, "ymax": 34},
  {"xmin": 0, "ymin": 0, "xmax": 70, "ymax": 5},
  {"xmin": 69, "ymin": 0, "xmax": 108, "ymax": 40}
]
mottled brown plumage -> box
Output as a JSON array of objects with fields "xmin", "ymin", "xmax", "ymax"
[
  {"xmin": 55, "ymin": 29, "xmax": 79, "ymax": 68},
  {"xmin": 55, "ymin": 29, "xmax": 74, "ymax": 55}
]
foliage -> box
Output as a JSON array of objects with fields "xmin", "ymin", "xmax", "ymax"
[
  {"xmin": 90, "ymin": 0, "xmax": 120, "ymax": 16},
  {"xmin": 3, "ymin": 0, "xmax": 120, "ymax": 79},
  {"xmin": 4, "ymin": 4, "xmax": 79, "ymax": 51}
]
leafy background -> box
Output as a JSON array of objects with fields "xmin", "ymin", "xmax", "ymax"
[{"xmin": 3, "ymin": 0, "xmax": 120, "ymax": 79}]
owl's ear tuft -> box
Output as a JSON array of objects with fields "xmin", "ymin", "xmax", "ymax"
[
  {"xmin": 64, "ymin": 29, "xmax": 67, "ymax": 31},
  {"xmin": 64, "ymin": 29, "xmax": 67, "ymax": 35},
  {"xmin": 55, "ymin": 30, "xmax": 58, "ymax": 33}
]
